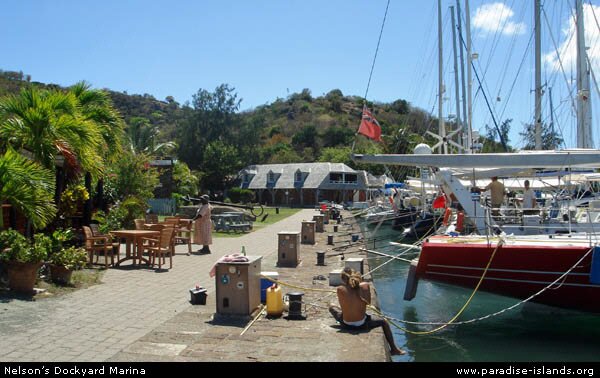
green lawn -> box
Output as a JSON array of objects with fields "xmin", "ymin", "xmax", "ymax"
[{"xmin": 213, "ymin": 207, "xmax": 301, "ymax": 238}]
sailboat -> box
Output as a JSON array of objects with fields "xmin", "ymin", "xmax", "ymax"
[{"xmin": 353, "ymin": 0, "xmax": 600, "ymax": 313}]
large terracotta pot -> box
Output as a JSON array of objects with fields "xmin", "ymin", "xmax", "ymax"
[
  {"xmin": 49, "ymin": 264, "xmax": 73, "ymax": 285},
  {"xmin": 7, "ymin": 261, "xmax": 43, "ymax": 294}
]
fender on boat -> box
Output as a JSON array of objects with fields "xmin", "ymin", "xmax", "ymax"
[{"xmin": 404, "ymin": 259, "xmax": 420, "ymax": 301}]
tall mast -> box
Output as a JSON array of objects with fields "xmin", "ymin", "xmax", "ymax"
[
  {"xmin": 549, "ymin": 86, "xmax": 556, "ymax": 148},
  {"xmin": 534, "ymin": 0, "xmax": 542, "ymax": 150},
  {"xmin": 465, "ymin": 0, "xmax": 474, "ymax": 153},
  {"xmin": 456, "ymin": 0, "xmax": 470, "ymax": 153},
  {"xmin": 576, "ymin": 0, "xmax": 593, "ymax": 148},
  {"xmin": 438, "ymin": 0, "xmax": 447, "ymax": 154},
  {"xmin": 450, "ymin": 6, "xmax": 463, "ymax": 153}
]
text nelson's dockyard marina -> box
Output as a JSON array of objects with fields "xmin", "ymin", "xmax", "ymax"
[{"xmin": 4, "ymin": 366, "xmax": 146, "ymax": 376}]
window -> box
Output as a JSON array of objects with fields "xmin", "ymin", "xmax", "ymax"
[
  {"xmin": 345, "ymin": 174, "xmax": 357, "ymax": 184},
  {"xmin": 329, "ymin": 173, "xmax": 343, "ymax": 183},
  {"xmin": 267, "ymin": 171, "xmax": 276, "ymax": 184},
  {"xmin": 295, "ymin": 170, "xmax": 303, "ymax": 183},
  {"xmin": 243, "ymin": 174, "xmax": 250, "ymax": 184}
]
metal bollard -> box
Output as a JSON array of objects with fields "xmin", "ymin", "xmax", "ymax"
[{"xmin": 316, "ymin": 251, "xmax": 326, "ymax": 266}]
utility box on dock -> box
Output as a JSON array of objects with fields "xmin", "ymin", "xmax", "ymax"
[
  {"xmin": 215, "ymin": 256, "xmax": 262, "ymax": 316},
  {"xmin": 345, "ymin": 258, "xmax": 365, "ymax": 275},
  {"xmin": 329, "ymin": 269, "xmax": 343, "ymax": 286},
  {"xmin": 313, "ymin": 214, "xmax": 324, "ymax": 233},
  {"xmin": 278, "ymin": 231, "xmax": 300, "ymax": 267},
  {"xmin": 301, "ymin": 221, "xmax": 316, "ymax": 245}
]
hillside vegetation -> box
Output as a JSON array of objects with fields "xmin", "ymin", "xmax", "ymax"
[{"xmin": 0, "ymin": 69, "xmax": 509, "ymax": 189}]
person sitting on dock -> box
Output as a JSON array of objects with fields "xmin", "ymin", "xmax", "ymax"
[{"xmin": 329, "ymin": 267, "xmax": 405, "ymax": 355}]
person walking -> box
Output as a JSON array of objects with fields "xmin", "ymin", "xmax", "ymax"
[{"xmin": 193, "ymin": 194, "xmax": 213, "ymax": 254}]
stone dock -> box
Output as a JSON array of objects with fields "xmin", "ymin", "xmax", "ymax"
[{"xmin": 0, "ymin": 209, "xmax": 391, "ymax": 362}]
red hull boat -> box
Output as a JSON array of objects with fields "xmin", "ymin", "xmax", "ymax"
[{"xmin": 413, "ymin": 236, "xmax": 600, "ymax": 313}]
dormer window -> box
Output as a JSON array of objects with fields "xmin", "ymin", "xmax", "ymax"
[
  {"xmin": 243, "ymin": 174, "xmax": 250, "ymax": 184},
  {"xmin": 295, "ymin": 170, "xmax": 303, "ymax": 183},
  {"xmin": 329, "ymin": 173, "xmax": 343, "ymax": 184},
  {"xmin": 267, "ymin": 171, "xmax": 276, "ymax": 184}
]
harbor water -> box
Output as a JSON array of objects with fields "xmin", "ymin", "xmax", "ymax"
[{"xmin": 361, "ymin": 223, "xmax": 600, "ymax": 362}]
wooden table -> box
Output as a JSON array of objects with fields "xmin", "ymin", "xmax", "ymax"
[{"xmin": 111, "ymin": 229, "xmax": 160, "ymax": 266}]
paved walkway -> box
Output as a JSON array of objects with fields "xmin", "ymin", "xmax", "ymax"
[{"xmin": 0, "ymin": 209, "xmax": 389, "ymax": 362}]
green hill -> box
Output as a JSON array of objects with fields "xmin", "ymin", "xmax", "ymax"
[{"xmin": 0, "ymin": 69, "xmax": 470, "ymax": 183}]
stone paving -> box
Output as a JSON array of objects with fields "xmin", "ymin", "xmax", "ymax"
[{"xmin": 0, "ymin": 209, "xmax": 390, "ymax": 362}]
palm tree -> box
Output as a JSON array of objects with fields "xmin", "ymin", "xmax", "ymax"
[
  {"xmin": 0, "ymin": 149, "xmax": 56, "ymax": 229},
  {"xmin": 69, "ymin": 82, "xmax": 126, "ymax": 217},
  {"xmin": 69, "ymin": 81, "xmax": 125, "ymax": 163},
  {"xmin": 126, "ymin": 116, "xmax": 176, "ymax": 156},
  {"xmin": 0, "ymin": 87, "xmax": 104, "ymax": 176}
]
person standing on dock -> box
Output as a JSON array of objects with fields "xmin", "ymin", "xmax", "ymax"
[
  {"xmin": 193, "ymin": 194, "xmax": 213, "ymax": 254},
  {"xmin": 329, "ymin": 267, "xmax": 404, "ymax": 355}
]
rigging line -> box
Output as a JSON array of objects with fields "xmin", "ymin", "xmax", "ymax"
[
  {"xmin": 587, "ymin": 1, "xmax": 600, "ymax": 93},
  {"xmin": 542, "ymin": 7, "xmax": 578, "ymax": 118},
  {"xmin": 498, "ymin": 31, "xmax": 534, "ymax": 123},
  {"xmin": 363, "ymin": 0, "xmax": 391, "ymax": 101},
  {"xmin": 495, "ymin": 0, "xmax": 528, "ymax": 98},
  {"xmin": 482, "ymin": 0, "xmax": 522, "ymax": 91},
  {"xmin": 471, "ymin": 58, "xmax": 508, "ymax": 151},
  {"xmin": 586, "ymin": 1, "xmax": 600, "ymax": 63}
]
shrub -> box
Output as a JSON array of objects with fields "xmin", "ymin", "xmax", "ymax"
[
  {"xmin": 48, "ymin": 246, "xmax": 88, "ymax": 270},
  {"xmin": 0, "ymin": 230, "xmax": 49, "ymax": 264},
  {"xmin": 228, "ymin": 188, "xmax": 255, "ymax": 204}
]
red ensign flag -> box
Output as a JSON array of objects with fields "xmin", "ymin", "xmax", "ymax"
[{"xmin": 358, "ymin": 106, "xmax": 382, "ymax": 142}]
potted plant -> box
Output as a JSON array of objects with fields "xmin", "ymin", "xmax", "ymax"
[
  {"xmin": 47, "ymin": 246, "xmax": 88, "ymax": 285},
  {"xmin": 0, "ymin": 230, "xmax": 49, "ymax": 293}
]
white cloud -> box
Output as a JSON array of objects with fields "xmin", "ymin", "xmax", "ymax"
[
  {"xmin": 472, "ymin": 2, "xmax": 526, "ymax": 36},
  {"xmin": 544, "ymin": 4, "xmax": 600, "ymax": 77}
]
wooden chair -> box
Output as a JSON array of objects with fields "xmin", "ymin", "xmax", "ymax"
[
  {"xmin": 174, "ymin": 219, "xmax": 193, "ymax": 254},
  {"xmin": 145, "ymin": 213, "xmax": 159, "ymax": 224},
  {"xmin": 143, "ymin": 227, "xmax": 175, "ymax": 270},
  {"xmin": 134, "ymin": 219, "xmax": 146, "ymax": 230},
  {"xmin": 89, "ymin": 224, "xmax": 121, "ymax": 262},
  {"xmin": 139, "ymin": 223, "xmax": 165, "ymax": 259},
  {"xmin": 82, "ymin": 226, "xmax": 115, "ymax": 269}
]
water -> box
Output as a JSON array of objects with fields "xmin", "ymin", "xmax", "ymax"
[{"xmin": 360, "ymin": 223, "xmax": 600, "ymax": 362}]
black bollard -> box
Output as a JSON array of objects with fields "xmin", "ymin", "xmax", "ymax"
[
  {"xmin": 327, "ymin": 234, "xmax": 334, "ymax": 245},
  {"xmin": 333, "ymin": 225, "xmax": 338, "ymax": 232},
  {"xmin": 287, "ymin": 292, "xmax": 306, "ymax": 320},
  {"xmin": 316, "ymin": 251, "xmax": 326, "ymax": 266}
]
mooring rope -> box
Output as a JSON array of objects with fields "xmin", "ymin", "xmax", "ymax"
[
  {"xmin": 370, "ymin": 246, "xmax": 594, "ymax": 328},
  {"xmin": 368, "ymin": 240, "xmax": 505, "ymax": 335}
]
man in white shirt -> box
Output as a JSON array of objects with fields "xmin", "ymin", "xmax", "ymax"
[{"xmin": 522, "ymin": 180, "xmax": 537, "ymax": 215}]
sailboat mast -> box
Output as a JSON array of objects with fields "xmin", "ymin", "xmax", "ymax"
[
  {"xmin": 451, "ymin": 6, "xmax": 463, "ymax": 153},
  {"xmin": 535, "ymin": 0, "xmax": 542, "ymax": 150},
  {"xmin": 456, "ymin": 0, "xmax": 470, "ymax": 153},
  {"xmin": 576, "ymin": 0, "xmax": 593, "ymax": 148},
  {"xmin": 438, "ymin": 0, "xmax": 447, "ymax": 154},
  {"xmin": 465, "ymin": 0, "xmax": 474, "ymax": 153}
]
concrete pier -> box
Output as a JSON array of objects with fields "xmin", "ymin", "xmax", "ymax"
[{"xmin": 0, "ymin": 209, "xmax": 390, "ymax": 362}]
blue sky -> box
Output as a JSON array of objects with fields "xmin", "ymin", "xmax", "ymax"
[{"xmin": 2, "ymin": 1, "xmax": 600, "ymax": 149}]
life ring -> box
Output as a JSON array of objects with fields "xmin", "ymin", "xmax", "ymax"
[
  {"xmin": 456, "ymin": 211, "xmax": 465, "ymax": 233},
  {"xmin": 442, "ymin": 208, "xmax": 452, "ymax": 226}
]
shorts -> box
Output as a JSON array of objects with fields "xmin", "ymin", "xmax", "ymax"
[{"xmin": 329, "ymin": 306, "xmax": 385, "ymax": 330}]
